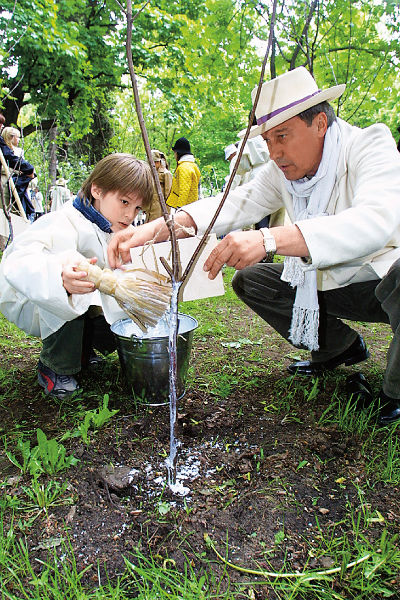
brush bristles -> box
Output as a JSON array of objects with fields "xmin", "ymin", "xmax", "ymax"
[{"xmin": 78, "ymin": 261, "xmax": 172, "ymax": 330}]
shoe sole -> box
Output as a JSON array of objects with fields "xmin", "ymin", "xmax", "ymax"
[
  {"xmin": 38, "ymin": 373, "xmax": 80, "ymax": 399},
  {"xmin": 288, "ymin": 349, "xmax": 370, "ymax": 376}
]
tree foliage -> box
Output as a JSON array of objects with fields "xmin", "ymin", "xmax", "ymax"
[{"xmin": 1, "ymin": 0, "xmax": 399, "ymax": 190}]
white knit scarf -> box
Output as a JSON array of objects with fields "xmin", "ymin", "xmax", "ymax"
[{"xmin": 281, "ymin": 120, "xmax": 341, "ymax": 351}]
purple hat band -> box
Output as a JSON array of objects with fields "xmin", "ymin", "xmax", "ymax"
[{"xmin": 256, "ymin": 89, "xmax": 322, "ymax": 126}]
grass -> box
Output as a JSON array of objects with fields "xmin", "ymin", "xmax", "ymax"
[{"xmin": 1, "ymin": 266, "xmax": 400, "ymax": 598}]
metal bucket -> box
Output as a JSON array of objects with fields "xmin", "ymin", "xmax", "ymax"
[{"xmin": 111, "ymin": 313, "xmax": 198, "ymax": 403}]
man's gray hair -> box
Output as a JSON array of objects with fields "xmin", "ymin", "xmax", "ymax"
[{"xmin": 297, "ymin": 101, "xmax": 337, "ymax": 127}]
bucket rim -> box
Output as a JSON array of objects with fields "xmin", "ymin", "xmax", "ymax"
[{"xmin": 111, "ymin": 312, "xmax": 198, "ymax": 340}]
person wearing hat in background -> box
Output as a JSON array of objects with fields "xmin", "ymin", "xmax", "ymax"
[
  {"xmin": 223, "ymin": 136, "xmax": 284, "ymax": 230},
  {"xmin": 223, "ymin": 143, "xmax": 241, "ymax": 191},
  {"xmin": 223, "ymin": 135, "xmax": 270, "ymax": 192},
  {"xmin": 50, "ymin": 178, "xmax": 73, "ymax": 212},
  {"xmin": 30, "ymin": 182, "xmax": 45, "ymax": 221},
  {"xmin": 146, "ymin": 149, "xmax": 173, "ymax": 222},
  {"xmin": 167, "ymin": 137, "xmax": 201, "ymax": 210},
  {"xmin": 108, "ymin": 66, "xmax": 400, "ymax": 425}
]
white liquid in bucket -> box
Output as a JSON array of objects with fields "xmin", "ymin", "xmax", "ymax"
[{"xmin": 113, "ymin": 313, "xmax": 195, "ymax": 339}]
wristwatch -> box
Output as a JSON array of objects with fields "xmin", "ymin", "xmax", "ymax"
[{"xmin": 260, "ymin": 228, "xmax": 276, "ymax": 263}]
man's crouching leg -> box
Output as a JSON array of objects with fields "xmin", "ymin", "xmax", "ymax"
[
  {"xmin": 232, "ymin": 262, "xmax": 295, "ymax": 342},
  {"xmin": 375, "ymin": 258, "xmax": 400, "ymax": 423}
]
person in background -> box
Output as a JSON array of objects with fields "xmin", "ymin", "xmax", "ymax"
[
  {"xmin": 108, "ymin": 67, "xmax": 400, "ymax": 426},
  {"xmin": 167, "ymin": 137, "xmax": 201, "ymax": 210},
  {"xmin": 223, "ymin": 138, "xmax": 284, "ymax": 229},
  {"xmin": 31, "ymin": 183, "xmax": 45, "ymax": 220},
  {"xmin": 223, "ymin": 136, "xmax": 270, "ymax": 191},
  {"xmin": 0, "ymin": 116, "xmax": 35, "ymax": 219},
  {"xmin": 146, "ymin": 149, "xmax": 173, "ymax": 222},
  {"xmin": 2, "ymin": 127, "xmax": 23, "ymax": 158},
  {"xmin": 0, "ymin": 153, "xmax": 153, "ymax": 399},
  {"xmin": 50, "ymin": 178, "xmax": 72, "ymax": 212},
  {"xmin": 223, "ymin": 143, "xmax": 241, "ymax": 191}
]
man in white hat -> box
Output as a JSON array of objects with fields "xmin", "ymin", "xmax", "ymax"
[
  {"xmin": 108, "ymin": 66, "xmax": 400, "ymax": 425},
  {"xmin": 50, "ymin": 178, "xmax": 72, "ymax": 212},
  {"xmin": 223, "ymin": 137, "xmax": 270, "ymax": 193}
]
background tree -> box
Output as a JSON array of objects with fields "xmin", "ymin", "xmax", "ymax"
[{"xmin": 1, "ymin": 0, "xmax": 399, "ymax": 196}]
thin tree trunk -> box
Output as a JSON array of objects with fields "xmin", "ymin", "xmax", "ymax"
[{"xmin": 48, "ymin": 126, "xmax": 58, "ymax": 191}]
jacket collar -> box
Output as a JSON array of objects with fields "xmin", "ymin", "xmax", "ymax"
[
  {"xmin": 178, "ymin": 154, "xmax": 195, "ymax": 163},
  {"xmin": 73, "ymin": 195, "xmax": 113, "ymax": 233}
]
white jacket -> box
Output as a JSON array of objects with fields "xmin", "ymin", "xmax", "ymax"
[
  {"xmin": 226, "ymin": 136, "xmax": 269, "ymax": 190},
  {"xmin": 0, "ymin": 201, "xmax": 127, "ymax": 339},
  {"xmin": 185, "ymin": 119, "xmax": 400, "ymax": 291}
]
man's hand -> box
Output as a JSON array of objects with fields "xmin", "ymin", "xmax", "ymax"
[
  {"xmin": 203, "ymin": 230, "xmax": 266, "ymax": 279},
  {"xmin": 62, "ymin": 256, "xmax": 97, "ymax": 295}
]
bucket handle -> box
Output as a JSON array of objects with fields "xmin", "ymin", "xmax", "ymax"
[{"xmin": 130, "ymin": 334, "xmax": 142, "ymax": 345}]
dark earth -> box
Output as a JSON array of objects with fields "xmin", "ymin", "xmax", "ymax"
[{"xmin": 1, "ymin": 279, "xmax": 399, "ymax": 598}]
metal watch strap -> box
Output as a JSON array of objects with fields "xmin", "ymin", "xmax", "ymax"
[{"xmin": 260, "ymin": 227, "xmax": 276, "ymax": 263}]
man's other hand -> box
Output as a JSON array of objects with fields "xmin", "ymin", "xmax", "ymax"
[{"xmin": 203, "ymin": 230, "xmax": 266, "ymax": 279}]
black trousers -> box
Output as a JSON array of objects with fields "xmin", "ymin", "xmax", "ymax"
[
  {"xmin": 40, "ymin": 309, "xmax": 116, "ymax": 375},
  {"xmin": 232, "ymin": 260, "xmax": 400, "ymax": 398}
]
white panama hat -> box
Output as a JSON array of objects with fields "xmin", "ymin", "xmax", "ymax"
[
  {"xmin": 224, "ymin": 144, "xmax": 237, "ymax": 160},
  {"xmin": 240, "ymin": 67, "xmax": 345, "ymax": 139}
]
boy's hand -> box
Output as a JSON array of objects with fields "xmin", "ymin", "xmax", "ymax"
[{"xmin": 62, "ymin": 257, "xmax": 97, "ymax": 295}]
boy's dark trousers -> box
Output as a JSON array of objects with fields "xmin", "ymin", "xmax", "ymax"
[{"xmin": 40, "ymin": 308, "xmax": 116, "ymax": 375}]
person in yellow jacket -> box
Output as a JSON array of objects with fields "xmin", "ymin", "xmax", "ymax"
[{"xmin": 167, "ymin": 137, "xmax": 201, "ymax": 209}]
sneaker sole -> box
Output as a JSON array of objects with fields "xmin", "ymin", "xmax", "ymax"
[{"xmin": 38, "ymin": 373, "xmax": 80, "ymax": 399}]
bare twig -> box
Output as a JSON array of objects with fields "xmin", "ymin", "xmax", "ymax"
[
  {"xmin": 124, "ymin": 0, "xmax": 278, "ymax": 488},
  {"xmin": 181, "ymin": 0, "xmax": 279, "ymax": 282},
  {"xmin": 125, "ymin": 0, "xmax": 180, "ymax": 281}
]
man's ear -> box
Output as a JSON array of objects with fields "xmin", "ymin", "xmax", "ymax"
[
  {"xmin": 91, "ymin": 183, "xmax": 102, "ymax": 200},
  {"xmin": 316, "ymin": 112, "xmax": 328, "ymax": 137}
]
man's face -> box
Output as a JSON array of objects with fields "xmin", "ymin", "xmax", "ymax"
[{"xmin": 261, "ymin": 113, "xmax": 327, "ymax": 180}]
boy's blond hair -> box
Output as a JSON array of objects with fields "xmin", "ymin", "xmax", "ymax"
[{"xmin": 80, "ymin": 153, "xmax": 153, "ymax": 211}]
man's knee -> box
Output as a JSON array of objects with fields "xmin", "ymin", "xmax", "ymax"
[
  {"xmin": 232, "ymin": 269, "xmax": 245, "ymax": 298},
  {"xmin": 376, "ymin": 258, "xmax": 400, "ymax": 301},
  {"xmin": 232, "ymin": 263, "xmax": 285, "ymax": 301},
  {"xmin": 375, "ymin": 258, "xmax": 400, "ymax": 330}
]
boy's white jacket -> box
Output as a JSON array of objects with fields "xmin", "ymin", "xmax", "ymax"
[
  {"xmin": 0, "ymin": 201, "xmax": 128, "ymax": 339},
  {"xmin": 186, "ymin": 119, "xmax": 400, "ymax": 291}
]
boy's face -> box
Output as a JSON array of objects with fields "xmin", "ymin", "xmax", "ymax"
[{"xmin": 91, "ymin": 184, "xmax": 143, "ymax": 232}]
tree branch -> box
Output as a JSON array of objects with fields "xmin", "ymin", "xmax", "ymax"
[
  {"xmin": 181, "ymin": 0, "xmax": 279, "ymax": 282},
  {"xmin": 125, "ymin": 0, "xmax": 179, "ymax": 280}
]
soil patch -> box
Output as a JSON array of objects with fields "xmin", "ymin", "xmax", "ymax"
[{"xmin": 0, "ymin": 298, "xmax": 399, "ymax": 597}]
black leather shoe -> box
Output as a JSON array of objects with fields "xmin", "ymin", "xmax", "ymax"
[
  {"xmin": 378, "ymin": 391, "xmax": 400, "ymax": 426},
  {"xmin": 287, "ymin": 335, "xmax": 369, "ymax": 376},
  {"xmin": 345, "ymin": 373, "xmax": 373, "ymax": 408}
]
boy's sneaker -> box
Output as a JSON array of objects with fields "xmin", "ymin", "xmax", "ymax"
[
  {"xmin": 81, "ymin": 348, "xmax": 105, "ymax": 370},
  {"xmin": 37, "ymin": 361, "xmax": 79, "ymax": 399}
]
